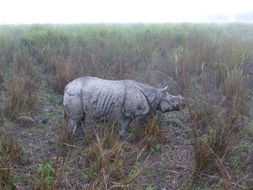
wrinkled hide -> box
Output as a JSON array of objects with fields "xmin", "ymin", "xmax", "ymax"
[{"xmin": 63, "ymin": 76, "xmax": 186, "ymax": 137}]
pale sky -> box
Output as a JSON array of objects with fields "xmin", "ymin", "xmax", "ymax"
[{"xmin": 0, "ymin": 0, "xmax": 253, "ymax": 24}]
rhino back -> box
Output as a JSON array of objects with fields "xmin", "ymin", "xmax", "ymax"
[{"xmin": 81, "ymin": 78, "xmax": 126, "ymax": 121}]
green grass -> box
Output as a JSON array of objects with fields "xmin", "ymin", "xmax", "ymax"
[{"xmin": 34, "ymin": 163, "xmax": 56, "ymax": 189}]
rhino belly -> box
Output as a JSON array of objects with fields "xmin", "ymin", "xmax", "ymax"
[{"xmin": 94, "ymin": 101, "xmax": 122, "ymax": 122}]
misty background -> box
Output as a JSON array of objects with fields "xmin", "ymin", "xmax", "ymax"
[{"xmin": 0, "ymin": 0, "xmax": 253, "ymax": 24}]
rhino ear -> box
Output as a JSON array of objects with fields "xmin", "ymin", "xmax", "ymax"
[
  {"xmin": 160, "ymin": 85, "xmax": 168, "ymax": 92},
  {"xmin": 123, "ymin": 88, "xmax": 150, "ymax": 118}
]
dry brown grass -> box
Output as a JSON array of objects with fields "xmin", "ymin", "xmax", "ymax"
[
  {"xmin": 54, "ymin": 121, "xmax": 148, "ymax": 189},
  {"xmin": 0, "ymin": 129, "xmax": 22, "ymax": 189},
  {"xmin": 55, "ymin": 119, "xmax": 74, "ymax": 154},
  {"xmin": 129, "ymin": 116, "xmax": 171, "ymax": 150},
  {"xmin": 47, "ymin": 55, "xmax": 76, "ymax": 94},
  {"xmin": 172, "ymin": 45, "xmax": 250, "ymax": 189},
  {"xmin": 3, "ymin": 54, "xmax": 38, "ymax": 120},
  {"xmin": 83, "ymin": 124, "xmax": 145, "ymax": 190},
  {"xmin": 0, "ymin": 60, "xmax": 4, "ymax": 86}
]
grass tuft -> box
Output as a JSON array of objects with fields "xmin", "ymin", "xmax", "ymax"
[
  {"xmin": 130, "ymin": 116, "xmax": 170, "ymax": 150},
  {"xmin": 83, "ymin": 124, "xmax": 145, "ymax": 190},
  {"xmin": 55, "ymin": 119, "xmax": 74, "ymax": 154},
  {"xmin": 0, "ymin": 129, "xmax": 21, "ymax": 189}
]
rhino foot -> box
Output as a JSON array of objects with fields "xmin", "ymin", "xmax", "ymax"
[{"xmin": 119, "ymin": 129, "xmax": 129, "ymax": 138}]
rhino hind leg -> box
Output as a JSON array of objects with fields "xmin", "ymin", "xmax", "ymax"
[
  {"xmin": 73, "ymin": 124, "xmax": 84, "ymax": 137},
  {"xmin": 119, "ymin": 118, "xmax": 132, "ymax": 137},
  {"xmin": 72, "ymin": 115, "xmax": 85, "ymax": 137}
]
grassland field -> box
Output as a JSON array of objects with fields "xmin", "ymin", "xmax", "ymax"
[{"xmin": 0, "ymin": 23, "xmax": 253, "ymax": 190}]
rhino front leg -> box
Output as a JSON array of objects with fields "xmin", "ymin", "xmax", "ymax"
[{"xmin": 119, "ymin": 118, "xmax": 132, "ymax": 137}]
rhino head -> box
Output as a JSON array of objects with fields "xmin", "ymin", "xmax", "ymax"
[{"xmin": 158, "ymin": 86, "xmax": 186, "ymax": 112}]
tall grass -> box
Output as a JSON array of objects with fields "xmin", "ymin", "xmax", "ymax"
[
  {"xmin": 3, "ymin": 52, "xmax": 39, "ymax": 119},
  {"xmin": 83, "ymin": 124, "xmax": 145, "ymax": 190},
  {"xmin": 170, "ymin": 38, "xmax": 250, "ymax": 188},
  {"xmin": 1, "ymin": 24, "xmax": 252, "ymax": 86},
  {"xmin": 0, "ymin": 129, "xmax": 21, "ymax": 189},
  {"xmin": 47, "ymin": 55, "xmax": 76, "ymax": 93}
]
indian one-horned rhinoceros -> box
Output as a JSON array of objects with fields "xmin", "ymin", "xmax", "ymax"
[{"xmin": 63, "ymin": 76, "xmax": 186, "ymax": 137}]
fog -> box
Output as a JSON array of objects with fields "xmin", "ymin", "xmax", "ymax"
[{"xmin": 0, "ymin": 0, "xmax": 253, "ymax": 24}]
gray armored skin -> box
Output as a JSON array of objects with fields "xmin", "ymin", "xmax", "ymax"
[{"xmin": 63, "ymin": 76, "xmax": 186, "ymax": 137}]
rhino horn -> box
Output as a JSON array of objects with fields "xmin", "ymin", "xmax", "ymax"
[{"xmin": 160, "ymin": 85, "xmax": 168, "ymax": 92}]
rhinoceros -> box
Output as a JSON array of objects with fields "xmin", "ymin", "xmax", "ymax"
[{"xmin": 63, "ymin": 76, "xmax": 186, "ymax": 137}]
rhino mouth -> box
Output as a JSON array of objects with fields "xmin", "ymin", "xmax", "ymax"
[
  {"xmin": 169, "ymin": 102, "xmax": 186, "ymax": 112},
  {"xmin": 172, "ymin": 105, "xmax": 181, "ymax": 111},
  {"xmin": 165, "ymin": 105, "xmax": 180, "ymax": 112}
]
